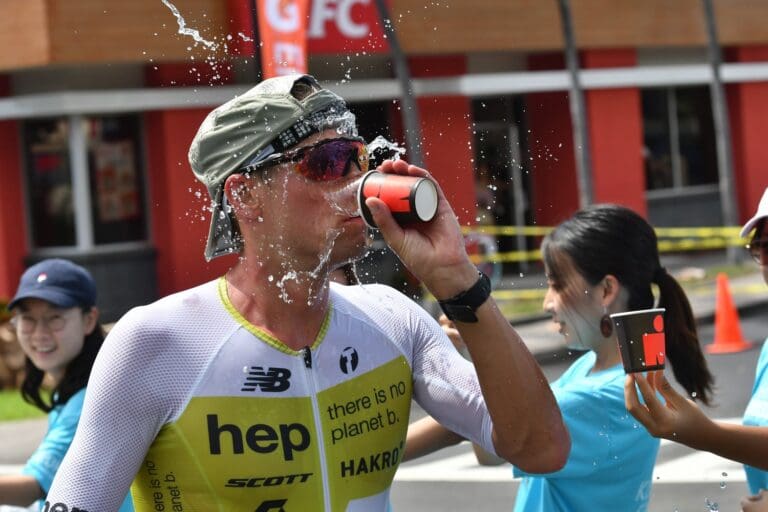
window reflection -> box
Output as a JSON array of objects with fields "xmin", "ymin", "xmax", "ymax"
[
  {"xmin": 23, "ymin": 115, "xmax": 148, "ymax": 249},
  {"xmin": 87, "ymin": 116, "xmax": 147, "ymax": 244},
  {"xmin": 641, "ymin": 86, "xmax": 717, "ymax": 191},
  {"xmin": 24, "ymin": 119, "xmax": 75, "ymax": 247}
]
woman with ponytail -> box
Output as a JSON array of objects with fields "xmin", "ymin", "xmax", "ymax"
[
  {"xmin": 0, "ymin": 259, "xmax": 132, "ymax": 511},
  {"xmin": 404, "ymin": 203, "xmax": 714, "ymax": 511},
  {"xmin": 507, "ymin": 203, "xmax": 714, "ymax": 511}
]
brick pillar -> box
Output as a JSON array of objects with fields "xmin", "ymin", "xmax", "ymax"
[
  {"xmin": 144, "ymin": 109, "xmax": 235, "ymax": 296},
  {"xmin": 582, "ymin": 49, "xmax": 646, "ymax": 216},
  {"xmin": 409, "ymin": 55, "xmax": 477, "ymax": 226},
  {"xmin": 526, "ymin": 53, "xmax": 579, "ymax": 227},
  {"xmin": 143, "ymin": 62, "xmax": 237, "ymax": 296},
  {"xmin": 0, "ymin": 76, "xmax": 26, "ymax": 299},
  {"xmin": 726, "ymin": 46, "xmax": 768, "ymax": 224}
]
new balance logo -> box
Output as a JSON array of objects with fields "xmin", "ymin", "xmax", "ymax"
[{"xmin": 242, "ymin": 367, "xmax": 291, "ymax": 392}]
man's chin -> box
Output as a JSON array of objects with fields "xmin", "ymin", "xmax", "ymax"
[{"xmin": 330, "ymin": 236, "xmax": 371, "ymax": 268}]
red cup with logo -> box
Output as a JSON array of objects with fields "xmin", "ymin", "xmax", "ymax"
[
  {"xmin": 610, "ymin": 308, "xmax": 666, "ymax": 373},
  {"xmin": 357, "ymin": 171, "xmax": 439, "ymax": 229}
]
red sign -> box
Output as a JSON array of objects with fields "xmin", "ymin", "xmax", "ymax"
[
  {"xmin": 257, "ymin": 0, "xmax": 311, "ymax": 78},
  {"xmin": 307, "ymin": 0, "xmax": 388, "ymax": 54}
]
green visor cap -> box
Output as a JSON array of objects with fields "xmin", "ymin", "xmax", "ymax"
[{"xmin": 188, "ymin": 74, "xmax": 350, "ymax": 261}]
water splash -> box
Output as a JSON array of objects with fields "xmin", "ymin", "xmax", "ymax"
[
  {"xmin": 161, "ymin": 0, "xmax": 219, "ymax": 50},
  {"xmin": 368, "ymin": 136, "xmax": 406, "ymax": 167},
  {"xmin": 265, "ymin": 171, "xmax": 367, "ymax": 306}
]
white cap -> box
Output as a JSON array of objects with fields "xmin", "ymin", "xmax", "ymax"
[{"xmin": 740, "ymin": 187, "xmax": 768, "ymax": 238}]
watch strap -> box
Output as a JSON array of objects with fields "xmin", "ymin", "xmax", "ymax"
[{"xmin": 438, "ymin": 272, "xmax": 492, "ymax": 323}]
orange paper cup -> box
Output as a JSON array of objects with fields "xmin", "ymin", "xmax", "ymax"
[{"xmin": 357, "ymin": 171, "xmax": 438, "ymax": 228}]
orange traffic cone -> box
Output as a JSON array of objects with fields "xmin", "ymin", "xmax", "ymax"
[{"xmin": 706, "ymin": 273, "xmax": 753, "ymax": 354}]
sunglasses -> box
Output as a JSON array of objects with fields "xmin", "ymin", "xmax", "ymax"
[
  {"xmin": 242, "ymin": 137, "xmax": 369, "ymax": 182},
  {"xmin": 746, "ymin": 237, "xmax": 768, "ymax": 265}
]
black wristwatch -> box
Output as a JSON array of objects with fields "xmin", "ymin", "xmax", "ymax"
[{"xmin": 438, "ymin": 272, "xmax": 492, "ymax": 323}]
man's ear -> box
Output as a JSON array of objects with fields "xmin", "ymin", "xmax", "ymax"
[{"xmin": 224, "ymin": 174, "xmax": 262, "ymax": 220}]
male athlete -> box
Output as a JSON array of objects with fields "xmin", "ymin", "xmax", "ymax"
[{"xmin": 44, "ymin": 74, "xmax": 569, "ymax": 511}]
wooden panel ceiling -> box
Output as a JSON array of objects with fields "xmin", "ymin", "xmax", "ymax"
[
  {"xmin": 0, "ymin": 0, "xmax": 767, "ymax": 71},
  {"xmin": 390, "ymin": 0, "xmax": 768, "ymax": 54}
]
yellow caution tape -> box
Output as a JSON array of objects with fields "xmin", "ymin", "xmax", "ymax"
[
  {"xmin": 685, "ymin": 283, "xmax": 768, "ymax": 297},
  {"xmin": 654, "ymin": 226, "xmax": 743, "ymax": 237},
  {"xmin": 461, "ymin": 225, "xmax": 554, "ymax": 237},
  {"xmin": 462, "ymin": 225, "xmax": 748, "ymax": 264}
]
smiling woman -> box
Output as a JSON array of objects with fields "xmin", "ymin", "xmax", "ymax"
[{"xmin": 0, "ymin": 259, "xmax": 133, "ymax": 511}]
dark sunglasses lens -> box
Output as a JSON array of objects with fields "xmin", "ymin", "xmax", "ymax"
[{"xmin": 297, "ymin": 140, "xmax": 368, "ymax": 181}]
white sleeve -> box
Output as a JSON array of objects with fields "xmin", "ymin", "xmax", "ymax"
[
  {"xmin": 44, "ymin": 307, "xmax": 183, "ymax": 511},
  {"xmin": 401, "ymin": 294, "xmax": 497, "ymax": 455}
]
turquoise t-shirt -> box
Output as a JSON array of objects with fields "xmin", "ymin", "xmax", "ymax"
[
  {"xmin": 22, "ymin": 388, "xmax": 134, "ymax": 512},
  {"xmin": 513, "ymin": 351, "xmax": 659, "ymax": 512},
  {"xmin": 743, "ymin": 338, "xmax": 768, "ymax": 494}
]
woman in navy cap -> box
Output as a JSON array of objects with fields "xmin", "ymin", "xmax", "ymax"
[{"xmin": 0, "ymin": 258, "xmax": 132, "ymax": 511}]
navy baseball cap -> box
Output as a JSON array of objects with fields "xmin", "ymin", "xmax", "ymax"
[{"xmin": 8, "ymin": 259, "xmax": 97, "ymax": 310}]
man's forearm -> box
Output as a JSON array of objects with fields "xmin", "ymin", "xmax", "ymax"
[{"xmin": 456, "ymin": 298, "xmax": 570, "ymax": 473}]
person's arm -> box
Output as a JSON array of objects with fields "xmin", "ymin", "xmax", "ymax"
[
  {"xmin": 0, "ymin": 474, "xmax": 43, "ymax": 506},
  {"xmin": 19, "ymin": 390, "xmax": 86, "ymax": 500},
  {"xmin": 402, "ymin": 416, "xmax": 463, "ymax": 462},
  {"xmin": 45, "ymin": 310, "xmax": 170, "ymax": 511},
  {"xmin": 438, "ymin": 314, "xmax": 507, "ymax": 466},
  {"xmin": 403, "ymin": 416, "xmax": 506, "ymax": 466},
  {"xmin": 368, "ymin": 159, "xmax": 569, "ymax": 473},
  {"xmin": 625, "ymin": 370, "xmax": 768, "ymax": 470},
  {"xmin": 403, "ymin": 316, "xmax": 506, "ymax": 466}
]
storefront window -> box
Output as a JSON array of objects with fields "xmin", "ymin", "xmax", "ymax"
[
  {"xmin": 23, "ymin": 115, "xmax": 147, "ymax": 249},
  {"xmin": 87, "ymin": 116, "xmax": 147, "ymax": 244},
  {"xmin": 23, "ymin": 119, "xmax": 76, "ymax": 247},
  {"xmin": 641, "ymin": 86, "xmax": 717, "ymax": 191}
]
